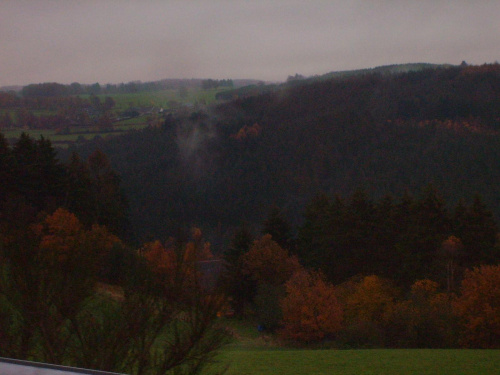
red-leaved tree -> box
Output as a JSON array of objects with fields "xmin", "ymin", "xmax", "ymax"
[{"xmin": 279, "ymin": 269, "xmax": 343, "ymax": 343}]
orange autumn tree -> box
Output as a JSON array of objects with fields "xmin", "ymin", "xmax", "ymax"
[
  {"xmin": 454, "ymin": 264, "xmax": 500, "ymax": 348},
  {"xmin": 242, "ymin": 234, "xmax": 301, "ymax": 286},
  {"xmin": 241, "ymin": 234, "xmax": 302, "ymax": 330},
  {"xmin": 1, "ymin": 211, "xmax": 231, "ymax": 373},
  {"xmin": 342, "ymin": 275, "xmax": 398, "ymax": 323},
  {"xmin": 141, "ymin": 240, "xmax": 175, "ymax": 276},
  {"xmin": 36, "ymin": 208, "xmax": 122, "ymax": 269},
  {"xmin": 336, "ymin": 275, "xmax": 398, "ymax": 347},
  {"xmin": 280, "ymin": 269, "xmax": 343, "ymax": 343},
  {"xmin": 140, "ymin": 228, "xmax": 213, "ymax": 299},
  {"xmin": 37, "ymin": 207, "xmax": 83, "ymax": 262},
  {"xmin": 0, "ymin": 208, "xmax": 123, "ymax": 362},
  {"xmin": 35, "ymin": 208, "xmax": 123, "ymax": 312}
]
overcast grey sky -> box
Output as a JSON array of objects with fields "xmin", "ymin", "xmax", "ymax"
[{"xmin": 1, "ymin": 0, "xmax": 499, "ymax": 86}]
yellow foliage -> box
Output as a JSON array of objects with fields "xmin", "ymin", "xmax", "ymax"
[{"xmin": 343, "ymin": 275, "xmax": 398, "ymax": 324}]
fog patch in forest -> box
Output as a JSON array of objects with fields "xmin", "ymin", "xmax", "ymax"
[{"xmin": 175, "ymin": 116, "xmax": 217, "ymax": 178}]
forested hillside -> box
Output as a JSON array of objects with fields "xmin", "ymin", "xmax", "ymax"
[
  {"xmin": 2, "ymin": 63, "xmax": 500, "ymax": 354},
  {"xmin": 66, "ymin": 63, "xmax": 500, "ymax": 246}
]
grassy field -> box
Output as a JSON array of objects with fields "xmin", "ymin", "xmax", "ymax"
[
  {"xmin": 1, "ymin": 123, "xmax": 150, "ymax": 147},
  {"xmin": 214, "ymin": 319, "xmax": 500, "ymax": 375},
  {"xmin": 92, "ymin": 87, "xmax": 222, "ymax": 110},
  {"xmin": 218, "ymin": 348, "xmax": 499, "ymax": 375},
  {"xmin": 1, "ymin": 87, "xmax": 225, "ymax": 146}
]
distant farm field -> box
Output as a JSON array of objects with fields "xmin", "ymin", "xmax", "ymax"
[
  {"xmin": 1, "ymin": 87, "xmax": 227, "ymax": 146},
  {"xmin": 217, "ymin": 348, "xmax": 500, "ymax": 375},
  {"xmin": 92, "ymin": 87, "xmax": 222, "ymax": 110},
  {"xmin": 2, "ymin": 124, "xmax": 150, "ymax": 147}
]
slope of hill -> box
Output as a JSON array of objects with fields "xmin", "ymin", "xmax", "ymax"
[
  {"xmin": 66, "ymin": 63, "xmax": 500, "ymax": 244},
  {"xmin": 215, "ymin": 63, "xmax": 452, "ymax": 100},
  {"xmin": 318, "ymin": 62, "xmax": 452, "ymax": 80}
]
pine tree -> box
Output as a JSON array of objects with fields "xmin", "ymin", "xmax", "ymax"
[
  {"xmin": 262, "ymin": 205, "xmax": 293, "ymax": 250},
  {"xmin": 455, "ymin": 195, "xmax": 498, "ymax": 267},
  {"xmin": 297, "ymin": 193, "xmax": 333, "ymax": 272},
  {"xmin": 65, "ymin": 152, "xmax": 95, "ymax": 227},
  {"xmin": 0, "ymin": 133, "xmax": 13, "ymax": 202},
  {"xmin": 221, "ymin": 225, "xmax": 255, "ymax": 316},
  {"xmin": 88, "ymin": 149, "xmax": 129, "ymax": 236}
]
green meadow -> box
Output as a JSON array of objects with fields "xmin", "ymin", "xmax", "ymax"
[
  {"xmin": 1, "ymin": 125, "xmax": 149, "ymax": 147},
  {"xmin": 93, "ymin": 87, "xmax": 222, "ymax": 110},
  {"xmin": 1, "ymin": 87, "xmax": 225, "ymax": 146},
  {"xmin": 218, "ymin": 348, "xmax": 499, "ymax": 375},
  {"xmin": 214, "ymin": 320, "xmax": 500, "ymax": 375}
]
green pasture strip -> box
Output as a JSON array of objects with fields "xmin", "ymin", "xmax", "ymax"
[
  {"xmin": 113, "ymin": 117, "xmax": 148, "ymax": 126},
  {"xmin": 88, "ymin": 88, "xmax": 223, "ymax": 110},
  {"xmin": 2, "ymin": 121, "xmax": 149, "ymax": 145},
  {"xmin": 51, "ymin": 133, "xmax": 111, "ymax": 142},
  {"xmin": 3, "ymin": 128, "xmax": 55, "ymax": 140},
  {"xmin": 217, "ymin": 349, "xmax": 500, "ymax": 375},
  {"xmin": 104, "ymin": 91, "xmax": 177, "ymax": 110},
  {"xmin": 84, "ymin": 90, "xmax": 176, "ymax": 110},
  {"xmin": 2, "ymin": 128, "xmax": 93, "ymax": 142},
  {"xmin": 190, "ymin": 88, "xmax": 221, "ymax": 104},
  {"xmin": 31, "ymin": 109, "xmax": 57, "ymax": 116},
  {"xmin": 2, "ymin": 123, "xmax": 147, "ymax": 144},
  {"xmin": 0, "ymin": 109, "xmax": 54, "ymax": 116}
]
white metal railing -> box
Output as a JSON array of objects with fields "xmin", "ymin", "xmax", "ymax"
[{"xmin": 0, "ymin": 357, "xmax": 126, "ymax": 375}]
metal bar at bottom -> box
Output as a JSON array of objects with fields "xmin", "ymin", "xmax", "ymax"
[{"xmin": 0, "ymin": 357, "xmax": 126, "ymax": 375}]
